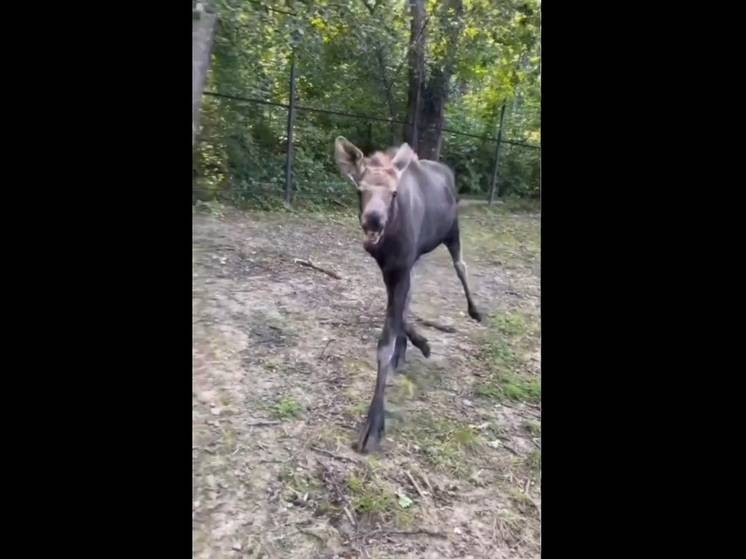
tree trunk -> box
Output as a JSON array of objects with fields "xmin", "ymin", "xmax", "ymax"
[
  {"xmin": 404, "ymin": 0, "xmax": 426, "ymax": 152},
  {"xmin": 416, "ymin": 68, "xmax": 448, "ymax": 160},
  {"xmin": 375, "ymin": 47, "xmax": 400, "ymax": 145},
  {"xmin": 404, "ymin": 0, "xmax": 463, "ymax": 161}
]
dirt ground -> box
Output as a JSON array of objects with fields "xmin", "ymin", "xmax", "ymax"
[{"xmin": 193, "ymin": 200, "xmax": 540, "ymax": 558}]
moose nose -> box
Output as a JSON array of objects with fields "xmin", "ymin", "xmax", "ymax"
[{"xmin": 362, "ymin": 211, "xmax": 384, "ymax": 232}]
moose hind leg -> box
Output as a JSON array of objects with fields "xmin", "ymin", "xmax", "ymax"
[
  {"xmin": 446, "ymin": 229, "xmax": 482, "ymax": 322},
  {"xmin": 402, "ymin": 267, "xmax": 430, "ymax": 358},
  {"xmin": 392, "ymin": 333, "xmax": 407, "ymax": 370},
  {"xmin": 405, "ymin": 324, "xmax": 431, "ymax": 358}
]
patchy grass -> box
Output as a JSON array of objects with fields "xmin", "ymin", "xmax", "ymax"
[
  {"xmin": 279, "ymin": 462, "xmax": 322, "ymax": 504},
  {"xmin": 193, "ymin": 205, "xmax": 541, "ymax": 558},
  {"xmin": 501, "ymin": 371, "xmax": 540, "ymax": 401},
  {"xmin": 272, "ymin": 396, "xmax": 304, "ymax": 420},
  {"xmin": 194, "ymin": 199, "xmax": 226, "ymax": 218},
  {"xmin": 460, "ymin": 207, "xmax": 540, "ymax": 269},
  {"xmin": 346, "ymin": 469, "xmax": 415, "ymax": 527},
  {"xmin": 401, "ymin": 413, "xmax": 482, "ymax": 476},
  {"xmin": 475, "ymin": 312, "xmax": 541, "ymax": 403},
  {"xmin": 501, "ymin": 196, "xmax": 540, "ymax": 213},
  {"xmin": 389, "ymin": 374, "xmax": 418, "ymax": 402},
  {"xmin": 509, "ymin": 486, "xmax": 538, "ymax": 515},
  {"xmin": 525, "ymin": 449, "xmax": 541, "ymax": 478},
  {"xmin": 476, "ymin": 368, "xmax": 540, "ymax": 403},
  {"xmin": 523, "ymin": 419, "xmax": 541, "ymax": 436},
  {"xmin": 492, "ymin": 312, "xmax": 528, "ymax": 337}
]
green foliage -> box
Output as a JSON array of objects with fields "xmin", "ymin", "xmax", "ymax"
[
  {"xmin": 273, "ymin": 396, "xmax": 303, "ymax": 420},
  {"xmin": 195, "ymin": 0, "xmax": 540, "ymax": 205}
]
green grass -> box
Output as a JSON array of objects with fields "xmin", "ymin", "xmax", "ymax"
[
  {"xmin": 474, "ymin": 312, "xmax": 541, "ymax": 403},
  {"xmin": 278, "ymin": 461, "xmax": 323, "ymax": 506},
  {"xmin": 525, "ymin": 449, "xmax": 541, "ymax": 477},
  {"xmin": 475, "ymin": 369, "xmax": 540, "ymax": 403},
  {"xmin": 272, "ymin": 396, "xmax": 304, "ymax": 420},
  {"xmin": 491, "ymin": 312, "xmax": 528, "ymax": 337},
  {"xmin": 460, "ymin": 208, "xmax": 540, "ymax": 270},
  {"xmin": 346, "ymin": 470, "xmax": 414, "ymax": 527},
  {"xmin": 501, "ymin": 371, "xmax": 541, "ymax": 401},
  {"xmin": 402, "ymin": 414, "xmax": 482, "ymax": 476},
  {"xmin": 347, "ymin": 474, "xmax": 393, "ymax": 514}
]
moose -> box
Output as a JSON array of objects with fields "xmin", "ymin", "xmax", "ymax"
[{"xmin": 334, "ymin": 136, "xmax": 482, "ymax": 453}]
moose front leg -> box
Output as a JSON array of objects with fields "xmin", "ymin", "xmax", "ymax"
[{"xmin": 356, "ymin": 269, "xmax": 410, "ymax": 453}]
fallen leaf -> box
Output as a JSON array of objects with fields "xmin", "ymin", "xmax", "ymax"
[{"xmin": 397, "ymin": 492, "xmax": 413, "ymax": 509}]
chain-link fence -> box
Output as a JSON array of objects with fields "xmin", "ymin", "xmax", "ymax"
[{"xmin": 194, "ymin": 32, "xmax": 540, "ymax": 209}]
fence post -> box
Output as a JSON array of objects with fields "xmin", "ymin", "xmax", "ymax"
[
  {"xmin": 192, "ymin": 2, "xmax": 217, "ymax": 149},
  {"xmin": 488, "ymin": 102, "xmax": 506, "ymax": 205},
  {"xmin": 284, "ymin": 50, "xmax": 297, "ymax": 206}
]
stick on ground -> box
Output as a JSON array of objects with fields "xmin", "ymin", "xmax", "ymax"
[
  {"xmin": 365, "ymin": 529, "xmax": 447, "ymax": 540},
  {"xmin": 294, "ymin": 258, "xmax": 342, "ymax": 280},
  {"xmin": 415, "ymin": 316, "xmax": 457, "ymax": 333},
  {"xmin": 310, "ymin": 445, "xmax": 360, "ymax": 464},
  {"xmin": 405, "ymin": 470, "xmax": 426, "ymax": 499}
]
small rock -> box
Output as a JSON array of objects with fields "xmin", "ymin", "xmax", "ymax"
[
  {"xmin": 463, "ymin": 399, "xmax": 473, "ymax": 407},
  {"xmin": 232, "ymin": 543, "xmax": 242, "ymax": 551},
  {"xmin": 454, "ymin": 527, "xmax": 462, "ymax": 535},
  {"xmin": 488, "ymin": 440, "xmax": 501, "ymax": 449}
]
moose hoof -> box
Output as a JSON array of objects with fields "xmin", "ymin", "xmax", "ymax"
[
  {"xmin": 355, "ymin": 415, "xmax": 384, "ymax": 454},
  {"xmin": 469, "ymin": 307, "xmax": 483, "ymax": 322}
]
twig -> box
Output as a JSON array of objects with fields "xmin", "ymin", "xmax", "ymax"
[
  {"xmin": 420, "ymin": 471, "xmax": 434, "ymax": 495},
  {"xmin": 297, "ymin": 528, "xmax": 325, "ymax": 543},
  {"xmin": 294, "ymin": 258, "xmax": 342, "ymax": 280},
  {"xmin": 193, "ymin": 446, "xmax": 216, "ymax": 455},
  {"xmin": 365, "ymin": 528, "xmax": 447, "ymax": 540},
  {"xmin": 319, "ymin": 338, "xmax": 334, "ymax": 359},
  {"xmin": 415, "ymin": 316, "xmax": 457, "ymax": 333},
  {"xmin": 246, "ymin": 420, "xmax": 282, "ymax": 427},
  {"xmin": 344, "ymin": 505, "xmax": 357, "ymax": 527},
  {"xmin": 310, "ymin": 446, "xmax": 360, "ymax": 464},
  {"xmin": 501, "ymin": 442, "xmax": 520, "ymax": 455},
  {"xmin": 405, "ymin": 470, "xmax": 426, "ymax": 499},
  {"xmin": 232, "ymin": 276, "xmax": 269, "ymax": 284}
]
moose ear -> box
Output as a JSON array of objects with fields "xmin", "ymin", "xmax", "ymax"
[
  {"xmin": 334, "ymin": 136, "xmax": 365, "ymax": 184},
  {"xmin": 390, "ymin": 142, "xmax": 416, "ymax": 179}
]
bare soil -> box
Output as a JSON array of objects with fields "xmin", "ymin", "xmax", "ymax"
[{"xmin": 193, "ymin": 201, "xmax": 540, "ymax": 558}]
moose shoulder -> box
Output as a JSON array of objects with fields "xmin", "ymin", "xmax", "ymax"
[{"xmin": 334, "ymin": 136, "xmax": 482, "ymax": 453}]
